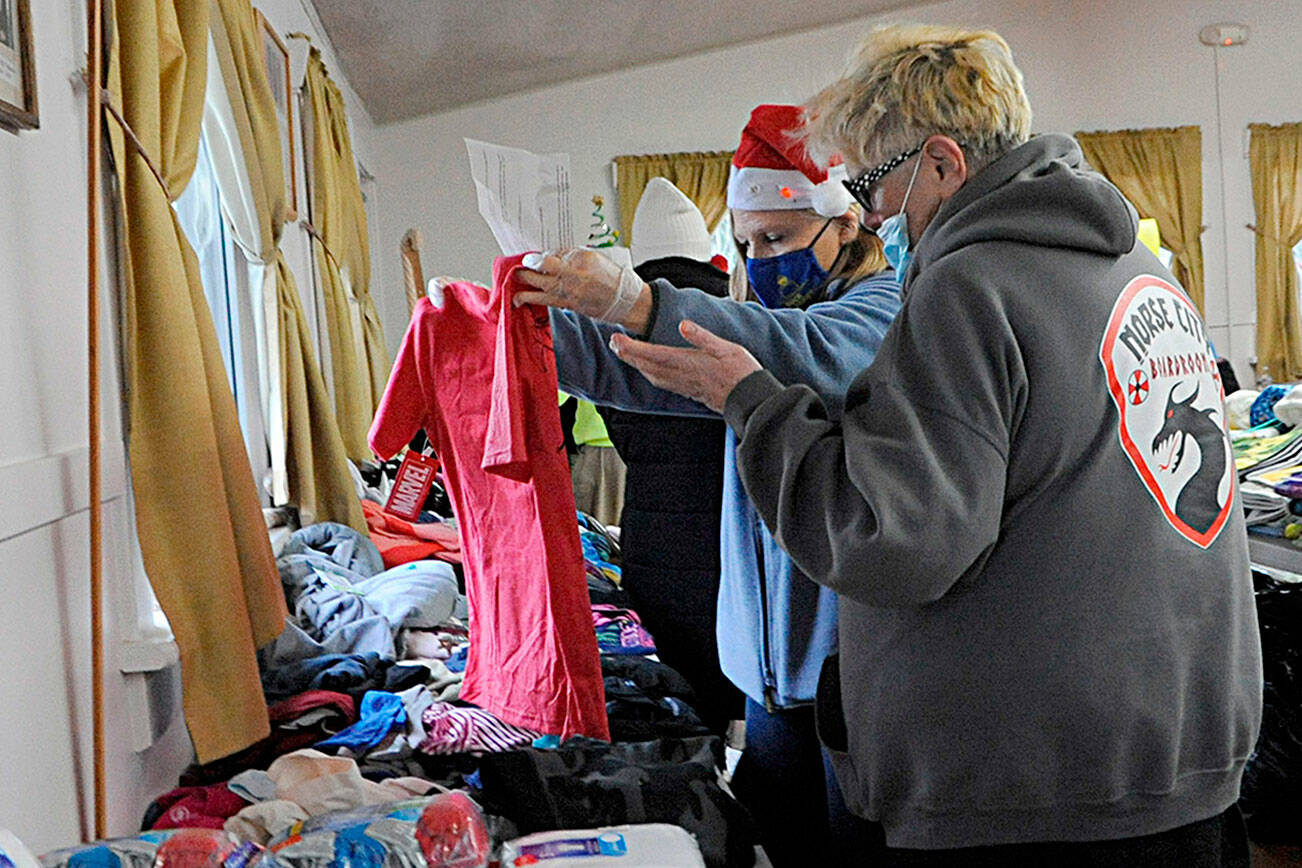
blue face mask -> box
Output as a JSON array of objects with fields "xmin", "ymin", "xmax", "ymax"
[
  {"xmin": 745, "ymin": 219, "xmax": 834, "ymax": 309},
  {"xmin": 877, "ymin": 153, "xmax": 924, "ymax": 278}
]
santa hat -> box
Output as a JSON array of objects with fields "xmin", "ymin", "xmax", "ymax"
[
  {"xmin": 726, "ymin": 104, "xmax": 854, "ymax": 217},
  {"xmin": 630, "ymin": 177, "xmax": 714, "ymax": 267}
]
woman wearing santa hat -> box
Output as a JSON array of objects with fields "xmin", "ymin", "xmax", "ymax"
[{"xmin": 514, "ymin": 104, "xmax": 900, "ymax": 864}]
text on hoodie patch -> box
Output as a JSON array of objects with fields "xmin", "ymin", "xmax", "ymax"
[{"xmin": 1099, "ymin": 275, "xmax": 1234, "ymax": 548}]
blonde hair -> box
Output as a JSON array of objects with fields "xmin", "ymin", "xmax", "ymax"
[
  {"xmin": 728, "ymin": 208, "xmax": 888, "ymax": 303},
  {"xmin": 803, "ymin": 24, "xmax": 1032, "ymax": 175}
]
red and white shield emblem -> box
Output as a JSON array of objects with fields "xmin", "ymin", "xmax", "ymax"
[{"xmin": 1099, "ymin": 275, "xmax": 1234, "ymax": 548}]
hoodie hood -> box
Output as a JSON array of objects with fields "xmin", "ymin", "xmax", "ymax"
[{"xmin": 908, "ymin": 134, "xmax": 1137, "ymax": 285}]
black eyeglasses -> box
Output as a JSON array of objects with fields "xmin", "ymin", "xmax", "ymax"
[{"xmin": 842, "ymin": 143, "xmax": 924, "ymax": 213}]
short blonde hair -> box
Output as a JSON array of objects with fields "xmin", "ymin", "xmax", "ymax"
[
  {"xmin": 727, "ymin": 208, "xmax": 888, "ymax": 303},
  {"xmin": 804, "ymin": 24, "xmax": 1032, "ymax": 175}
]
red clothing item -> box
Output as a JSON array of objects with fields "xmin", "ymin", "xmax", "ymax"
[
  {"xmin": 267, "ymin": 689, "xmax": 357, "ymax": 754},
  {"xmin": 149, "ymin": 783, "xmax": 249, "ymax": 830},
  {"xmin": 361, "ymin": 499, "xmax": 463, "ymax": 567},
  {"xmin": 268, "ymin": 689, "xmax": 356, "ymax": 726},
  {"xmin": 369, "ymin": 254, "xmax": 609, "ymax": 740}
]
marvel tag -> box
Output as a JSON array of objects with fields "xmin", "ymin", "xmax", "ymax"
[{"xmin": 384, "ymin": 449, "xmax": 440, "ymax": 521}]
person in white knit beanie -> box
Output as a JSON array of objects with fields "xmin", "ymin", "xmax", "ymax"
[
  {"xmin": 516, "ymin": 104, "xmax": 897, "ymax": 866},
  {"xmin": 629, "ymin": 177, "xmax": 714, "ymax": 267}
]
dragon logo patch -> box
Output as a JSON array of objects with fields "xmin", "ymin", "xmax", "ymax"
[{"xmin": 1099, "ymin": 275, "xmax": 1234, "ymax": 548}]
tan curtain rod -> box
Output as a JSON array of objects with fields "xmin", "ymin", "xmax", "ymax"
[
  {"xmin": 1246, "ymin": 223, "xmax": 1298, "ymax": 247},
  {"xmin": 301, "ymin": 219, "xmax": 344, "ymax": 273},
  {"xmin": 86, "ymin": 0, "xmax": 107, "ymax": 843},
  {"xmin": 83, "ymin": 75, "xmax": 173, "ymax": 201}
]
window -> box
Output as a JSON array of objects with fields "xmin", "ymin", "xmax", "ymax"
[
  {"xmin": 173, "ymin": 136, "xmax": 239, "ymax": 392},
  {"xmin": 172, "ymin": 135, "xmax": 271, "ymax": 503}
]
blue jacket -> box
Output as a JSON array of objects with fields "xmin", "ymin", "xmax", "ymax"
[{"xmin": 551, "ymin": 271, "xmax": 901, "ymax": 706}]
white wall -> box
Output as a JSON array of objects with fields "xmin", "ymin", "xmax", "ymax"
[
  {"xmin": 0, "ymin": 0, "xmax": 377, "ymax": 852},
  {"xmin": 369, "ymin": 0, "xmax": 1302, "ymax": 384},
  {"xmin": 0, "ymin": 0, "xmax": 193, "ymax": 852}
]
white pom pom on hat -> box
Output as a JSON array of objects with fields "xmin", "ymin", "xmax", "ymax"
[{"xmin": 809, "ymin": 164, "xmax": 854, "ymax": 217}]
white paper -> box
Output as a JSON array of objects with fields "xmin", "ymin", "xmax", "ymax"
[{"xmin": 465, "ymin": 138, "xmax": 574, "ymax": 255}]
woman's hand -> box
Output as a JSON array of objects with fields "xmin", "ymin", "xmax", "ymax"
[
  {"xmin": 609, "ymin": 320, "xmax": 762, "ymax": 413},
  {"xmin": 514, "ymin": 248, "xmax": 653, "ymax": 332},
  {"xmin": 427, "ymin": 275, "xmax": 466, "ymax": 308}
]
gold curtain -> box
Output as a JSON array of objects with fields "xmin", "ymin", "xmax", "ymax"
[
  {"xmin": 615, "ymin": 151, "xmax": 733, "ymax": 245},
  {"xmin": 1076, "ymin": 126, "xmax": 1206, "ymax": 311},
  {"xmin": 106, "ymin": 0, "xmax": 285, "ymax": 762},
  {"xmin": 305, "ymin": 51, "xmax": 388, "ymax": 460},
  {"xmin": 1249, "ymin": 122, "xmax": 1302, "ymax": 382},
  {"xmin": 210, "ymin": 0, "xmax": 365, "ymax": 532},
  {"xmin": 275, "ymin": 258, "xmax": 371, "ymax": 525}
]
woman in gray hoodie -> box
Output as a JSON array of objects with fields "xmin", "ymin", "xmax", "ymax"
[{"xmin": 610, "ymin": 24, "xmax": 1261, "ymax": 868}]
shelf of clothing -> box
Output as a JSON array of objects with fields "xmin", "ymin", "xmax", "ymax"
[{"xmin": 1248, "ymin": 534, "xmax": 1302, "ymax": 578}]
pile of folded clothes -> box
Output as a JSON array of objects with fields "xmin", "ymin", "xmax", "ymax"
[
  {"xmin": 1229, "ymin": 385, "xmax": 1302, "ymax": 534},
  {"xmin": 72, "ymin": 474, "xmax": 756, "ymax": 868}
]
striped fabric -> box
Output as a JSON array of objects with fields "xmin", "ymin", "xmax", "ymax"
[{"xmin": 417, "ymin": 701, "xmax": 543, "ymax": 755}]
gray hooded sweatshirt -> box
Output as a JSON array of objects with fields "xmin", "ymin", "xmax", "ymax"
[{"xmin": 721, "ymin": 134, "xmax": 1262, "ymax": 849}]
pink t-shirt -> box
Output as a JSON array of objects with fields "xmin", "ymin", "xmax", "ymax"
[{"xmin": 369, "ymin": 254, "xmax": 609, "ymax": 740}]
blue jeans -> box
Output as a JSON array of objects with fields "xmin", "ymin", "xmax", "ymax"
[{"xmin": 730, "ymin": 698, "xmax": 885, "ymax": 866}]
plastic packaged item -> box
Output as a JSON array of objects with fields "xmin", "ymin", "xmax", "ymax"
[
  {"xmin": 1, "ymin": 830, "xmax": 42, "ymax": 868},
  {"xmin": 42, "ymin": 832, "xmax": 175, "ymax": 868},
  {"xmin": 41, "ymin": 832, "xmax": 272, "ymax": 868},
  {"xmin": 499, "ymin": 825, "xmax": 706, "ymax": 868},
  {"xmin": 153, "ymin": 831, "xmax": 268, "ymax": 868},
  {"xmin": 269, "ymin": 793, "xmax": 489, "ymax": 868},
  {"xmin": 415, "ymin": 793, "xmax": 492, "ymax": 868}
]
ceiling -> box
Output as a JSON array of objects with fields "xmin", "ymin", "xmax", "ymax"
[{"xmin": 308, "ymin": 0, "xmax": 918, "ymax": 124}]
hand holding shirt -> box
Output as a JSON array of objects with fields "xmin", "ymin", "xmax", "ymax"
[{"xmin": 511, "ymin": 247, "xmax": 655, "ymax": 332}]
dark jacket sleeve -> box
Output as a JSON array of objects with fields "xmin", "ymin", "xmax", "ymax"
[{"xmin": 723, "ymin": 262, "xmax": 1026, "ymax": 607}]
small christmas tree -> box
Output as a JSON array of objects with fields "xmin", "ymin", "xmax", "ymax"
[{"xmin": 587, "ymin": 195, "xmax": 619, "ymax": 248}]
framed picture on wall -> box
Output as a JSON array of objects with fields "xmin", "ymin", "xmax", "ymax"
[
  {"xmin": 0, "ymin": 0, "xmax": 38, "ymax": 132},
  {"xmin": 257, "ymin": 10, "xmax": 297, "ymax": 219}
]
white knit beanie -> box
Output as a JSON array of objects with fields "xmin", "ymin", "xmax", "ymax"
[{"xmin": 629, "ymin": 178, "xmax": 713, "ymax": 267}]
